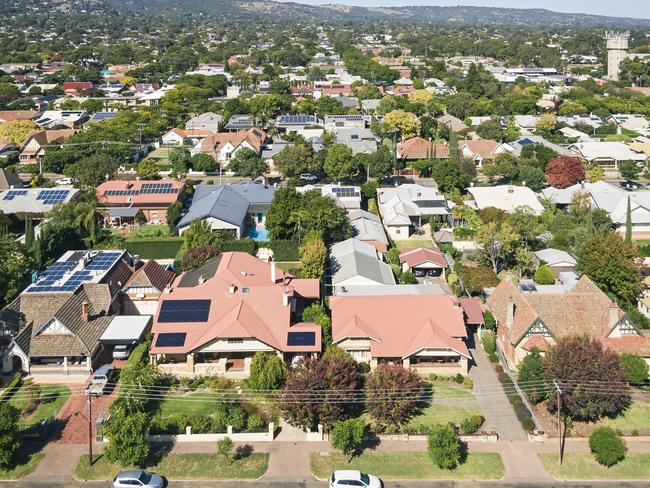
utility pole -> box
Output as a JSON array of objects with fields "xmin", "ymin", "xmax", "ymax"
[
  {"xmin": 77, "ymin": 391, "xmax": 98, "ymax": 466},
  {"xmin": 553, "ymin": 379, "xmax": 563, "ymax": 465}
]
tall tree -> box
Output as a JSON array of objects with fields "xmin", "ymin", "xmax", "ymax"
[
  {"xmin": 324, "ymin": 144, "xmax": 355, "ymax": 181},
  {"xmin": 0, "ymin": 403, "xmax": 20, "ymax": 468},
  {"xmin": 544, "ymin": 156, "xmax": 585, "ymax": 189}
]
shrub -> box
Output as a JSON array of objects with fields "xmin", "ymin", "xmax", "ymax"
[
  {"xmin": 455, "ymin": 264, "xmax": 499, "ymax": 295},
  {"xmin": 482, "ymin": 331, "xmax": 496, "ymax": 354},
  {"xmin": 454, "ymin": 374, "xmax": 464, "ymax": 384},
  {"xmin": 331, "ymin": 418, "xmax": 366, "ymax": 462},
  {"xmin": 386, "ymin": 247, "xmax": 401, "ymax": 265},
  {"xmin": 589, "ymin": 427, "xmax": 626, "ymax": 467},
  {"xmin": 428, "ymin": 373, "xmax": 438, "ymax": 382},
  {"xmin": 518, "ymin": 349, "xmax": 546, "ymax": 403},
  {"xmin": 619, "ymin": 352, "xmax": 649, "ymax": 383},
  {"xmin": 247, "ymin": 414, "xmax": 266, "ymax": 432},
  {"xmin": 269, "ymin": 240, "xmax": 300, "ymax": 261},
  {"xmin": 221, "ymin": 239, "xmax": 256, "ymax": 254},
  {"xmin": 0, "ymin": 403, "xmax": 21, "ymax": 468},
  {"xmin": 211, "ymin": 411, "xmax": 228, "ymax": 433},
  {"xmin": 488, "ymin": 352, "xmax": 498, "ymax": 363},
  {"xmin": 400, "ymin": 271, "xmax": 417, "ymax": 284},
  {"xmin": 521, "ymin": 417, "xmax": 536, "ymax": 432},
  {"xmin": 357, "ymin": 362, "xmax": 371, "ymax": 374},
  {"xmin": 248, "ymin": 352, "xmax": 287, "ymax": 391},
  {"xmin": 460, "ymin": 415, "xmax": 484, "ymax": 434},
  {"xmin": 463, "ymin": 377, "xmax": 473, "ymax": 389},
  {"xmin": 189, "ymin": 416, "xmax": 213, "ymax": 433},
  {"xmin": 226, "ymin": 404, "xmax": 247, "ymax": 431},
  {"xmin": 217, "ymin": 437, "xmax": 234, "ymax": 464},
  {"xmin": 533, "ymin": 265, "xmax": 555, "ymax": 285},
  {"xmin": 427, "ymin": 424, "xmax": 463, "ymax": 470},
  {"xmin": 483, "ymin": 311, "xmax": 496, "ymax": 331}
]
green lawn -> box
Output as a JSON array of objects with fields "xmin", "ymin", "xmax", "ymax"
[
  {"xmin": 75, "ymin": 452, "xmax": 269, "ymax": 480},
  {"xmin": 539, "ymin": 453, "xmax": 650, "ymax": 480},
  {"xmin": 127, "ymin": 224, "xmax": 171, "ymax": 239},
  {"xmin": 8, "ymin": 384, "xmax": 71, "ymax": 429},
  {"xmin": 431, "ymin": 383, "xmax": 476, "ymax": 401},
  {"xmin": 394, "ymin": 240, "xmax": 434, "ymax": 250},
  {"xmin": 143, "ymin": 147, "xmax": 172, "ymax": 166},
  {"xmin": 157, "ymin": 392, "xmax": 219, "ymax": 417},
  {"xmin": 598, "ymin": 402, "xmax": 650, "ymax": 433},
  {"xmin": 276, "ymin": 261, "xmax": 301, "ymax": 272},
  {"xmin": 311, "ymin": 452, "xmax": 504, "ymax": 480},
  {"xmin": 0, "ymin": 453, "xmax": 44, "ymax": 480},
  {"xmin": 406, "ymin": 404, "xmax": 482, "ymax": 433}
]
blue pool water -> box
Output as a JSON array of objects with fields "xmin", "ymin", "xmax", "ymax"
[{"xmin": 246, "ymin": 228, "xmax": 270, "ymax": 241}]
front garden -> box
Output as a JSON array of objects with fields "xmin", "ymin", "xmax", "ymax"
[{"xmin": 4, "ymin": 376, "xmax": 71, "ymax": 432}]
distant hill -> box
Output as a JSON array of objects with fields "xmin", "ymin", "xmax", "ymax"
[{"xmin": 106, "ymin": 0, "xmax": 650, "ymax": 26}]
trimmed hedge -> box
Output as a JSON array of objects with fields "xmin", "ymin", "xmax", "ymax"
[
  {"xmin": 125, "ymin": 238, "xmax": 184, "ymax": 259},
  {"xmin": 255, "ymin": 240, "xmax": 300, "ymax": 261},
  {"xmin": 221, "ymin": 239, "xmax": 256, "ymax": 254}
]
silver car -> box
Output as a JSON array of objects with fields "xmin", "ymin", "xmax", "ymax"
[
  {"xmin": 112, "ymin": 344, "xmax": 132, "ymax": 360},
  {"xmin": 330, "ymin": 470, "xmax": 382, "ymax": 488},
  {"xmin": 112, "ymin": 469, "xmax": 164, "ymax": 488}
]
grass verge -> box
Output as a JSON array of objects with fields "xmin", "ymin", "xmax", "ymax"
[
  {"xmin": 75, "ymin": 452, "xmax": 269, "ymax": 480},
  {"xmin": 406, "ymin": 404, "xmax": 482, "ymax": 433},
  {"xmin": 157, "ymin": 392, "xmax": 219, "ymax": 417},
  {"xmin": 599, "ymin": 402, "xmax": 650, "ymax": 434},
  {"xmin": 0, "ymin": 452, "xmax": 44, "ymax": 480},
  {"xmin": 311, "ymin": 452, "xmax": 504, "ymax": 480},
  {"xmin": 539, "ymin": 453, "xmax": 650, "ymax": 480}
]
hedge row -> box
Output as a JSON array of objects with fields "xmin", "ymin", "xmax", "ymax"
[
  {"xmin": 221, "ymin": 239, "xmax": 256, "ymax": 254},
  {"xmin": 497, "ymin": 370, "xmax": 536, "ymax": 432},
  {"xmin": 125, "ymin": 238, "xmax": 184, "ymax": 259},
  {"xmin": 0, "ymin": 372, "xmax": 22, "ymax": 401},
  {"xmin": 254, "ymin": 239, "xmax": 300, "ymax": 261}
]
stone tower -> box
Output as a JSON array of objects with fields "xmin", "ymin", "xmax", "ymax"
[{"xmin": 605, "ymin": 31, "xmax": 630, "ymax": 81}]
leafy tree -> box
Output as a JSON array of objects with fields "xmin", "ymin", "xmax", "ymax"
[
  {"xmin": 169, "ymin": 147, "xmax": 191, "ymax": 177},
  {"xmin": 266, "ymin": 187, "xmax": 302, "ymax": 240},
  {"xmin": 273, "ymin": 144, "xmax": 315, "ymax": 178},
  {"xmin": 166, "ymin": 202, "xmax": 183, "ymax": 233},
  {"xmin": 577, "ymin": 232, "xmax": 643, "ymax": 304},
  {"xmin": 446, "ymin": 92, "xmax": 475, "ymax": 120},
  {"xmin": 518, "ymin": 348, "xmax": 546, "ymax": 403},
  {"xmin": 181, "ymin": 245, "xmax": 220, "ymax": 271},
  {"xmin": 476, "ymin": 119, "xmax": 504, "ymax": 141},
  {"xmin": 136, "ymin": 159, "xmax": 160, "ymax": 180},
  {"xmin": 483, "ymin": 153, "xmax": 518, "ymax": 182},
  {"xmin": 401, "ymin": 271, "xmax": 417, "ymax": 284},
  {"xmin": 544, "ymin": 157, "xmax": 585, "ymax": 188},
  {"xmin": 518, "ymin": 165, "xmax": 546, "ymax": 192},
  {"xmin": 0, "ymin": 237, "xmax": 33, "ymax": 307},
  {"xmin": 587, "ymin": 164, "xmax": 605, "ymax": 183},
  {"xmin": 431, "ymin": 159, "xmax": 470, "ymax": 193},
  {"xmin": 365, "ymin": 364, "xmax": 428, "ymax": 427},
  {"xmin": 217, "ymin": 437, "xmax": 234, "ymax": 465},
  {"xmin": 533, "ymin": 265, "xmax": 555, "ymax": 285},
  {"xmin": 69, "ymin": 153, "xmax": 120, "ymax": 187},
  {"xmin": 183, "ymin": 219, "xmax": 222, "ymax": 251},
  {"xmin": 324, "ymin": 144, "xmax": 355, "ymax": 181},
  {"xmin": 302, "ymin": 303, "xmax": 332, "ymax": 347},
  {"xmin": 558, "ymin": 101, "xmax": 588, "ymax": 116},
  {"xmin": 454, "ymin": 264, "xmax": 500, "ymax": 295},
  {"xmin": 619, "ymin": 161, "xmax": 641, "ymax": 182},
  {"xmin": 619, "ymin": 353, "xmax": 649, "ymax": 383},
  {"xmin": 300, "ymin": 238, "xmax": 327, "ymax": 279},
  {"xmin": 383, "ymin": 109, "xmax": 420, "ymax": 138},
  {"xmin": 543, "ymin": 335, "xmax": 630, "ymax": 422},
  {"xmin": 427, "ymin": 424, "xmax": 462, "ymax": 470},
  {"xmin": 191, "ymin": 153, "xmax": 217, "ymax": 173},
  {"xmin": 104, "ymin": 410, "xmax": 150, "ymax": 467},
  {"xmin": 368, "ymin": 145, "xmax": 394, "ymax": 179},
  {"xmin": 535, "ymin": 113, "xmax": 557, "ymax": 132},
  {"xmin": 281, "ymin": 354, "xmax": 361, "ymax": 428},
  {"xmin": 331, "ymin": 419, "xmax": 366, "ymax": 462},
  {"xmin": 248, "ymin": 352, "xmax": 287, "ymax": 391},
  {"xmin": 589, "ymin": 427, "xmax": 626, "ymax": 467},
  {"xmin": 0, "ymin": 120, "xmax": 38, "ymax": 145},
  {"xmin": 0, "ymin": 403, "xmax": 20, "ymax": 468},
  {"xmin": 476, "ymin": 222, "xmax": 519, "ymax": 273},
  {"xmin": 228, "ymin": 148, "xmax": 267, "ymax": 178}
]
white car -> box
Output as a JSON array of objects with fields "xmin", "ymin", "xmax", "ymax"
[
  {"xmin": 112, "ymin": 344, "xmax": 132, "ymax": 360},
  {"xmin": 55, "ymin": 177, "xmax": 74, "ymax": 185},
  {"xmin": 299, "ymin": 173, "xmax": 318, "ymax": 181},
  {"xmin": 112, "ymin": 469, "xmax": 163, "ymax": 488},
  {"xmin": 329, "ymin": 470, "xmax": 382, "ymax": 488}
]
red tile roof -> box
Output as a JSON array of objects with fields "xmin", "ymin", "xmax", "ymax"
[
  {"xmin": 126, "ymin": 260, "xmax": 176, "ymax": 292},
  {"xmin": 520, "ymin": 335, "xmax": 549, "ymax": 352},
  {"xmin": 459, "ymin": 140, "xmax": 501, "ymax": 159},
  {"xmin": 330, "ymin": 295, "xmax": 470, "ymax": 359},
  {"xmin": 399, "ymin": 247, "xmax": 447, "ymax": 268},
  {"xmin": 397, "ymin": 137, "xmax": 449, "ymax": 160},
  {"xmin": 459, "ymin": 297, "xmax": 484, "ymax": 325},
  {"xmin": 96, "ymin": 179, "xmax": 183, "ymax": 206},
  {"xmin": 201, "ymin": 128, "xmax": 267, "ymax": 155}
]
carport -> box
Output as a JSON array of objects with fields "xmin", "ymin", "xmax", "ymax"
[{"xmin": 99, "ymin": 315, "xmax": 152, "ymax": 346}]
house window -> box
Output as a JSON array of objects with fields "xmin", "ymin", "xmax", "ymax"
[
  {"xmin": 228, "ymin": 338, "xmax": 244, "ymax": 344},
  {"xmin": 242, "ymin": 287, "xmax": 250, "ymax": 294},
  {"xmin": 395, "ymin": 229, "xmax": 401, "ymax": 235},
  {"xmin": 525, "ymin": 321, "xmax": 552, "ymax": 338},
  {"xmin": 351, "ymin": 135, "xmax": 359, "ymax": 140},
  {"xmin": 350, "ymin": 350, "xmax": 369, "ymax": 361},
  {"xmin": 226, "ymin": 152, "xmax": 232, "ymax": 159}
]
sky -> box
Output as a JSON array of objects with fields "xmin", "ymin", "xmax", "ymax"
[{"xmin": 277, "ymin": 0, "xmax": 650, "ymax": 19}]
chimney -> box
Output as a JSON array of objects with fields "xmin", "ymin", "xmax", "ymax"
[
  {"xmin": 609, "ymin": 303, "xmax": 620, "ymax": 327},
  {"xmin": 164, "ymin": 284, "xmax": 172, "ymax": 294},
  {"xmin": 271, "ymin": 260, "xmax": 277, "ymax": 284},
  {"xmin": 506, "ymin": 300, "xmax": 515, "ymax": 327},
  {"xmin": 507, "ymin": 187, "xmax": 514, "ymax": 194},
  {"xmin": 198, "ymin": 275, "xmax": 205, "ymax": 285},
  {"xmin": 81, "ymin": 302, "xmax": 90, "ymax": 322},
  {"xmin": 282, "ymin": 287, "xmax": 292, "ymax": 307},
  {"xmin": 229, "ymin": 283, "xmax": 236, "ymax": 294}
]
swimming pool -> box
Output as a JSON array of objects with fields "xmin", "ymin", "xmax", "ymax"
[{"xmin": 246, "ymin": 228, "xmax": 270, "ymax": 241}]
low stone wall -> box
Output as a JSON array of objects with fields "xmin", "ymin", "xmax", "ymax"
[
  {"xmin": 371, "ymin": 431, "xmax": 498, "ymax": 443},
  {"xmin": 146, "ymin": 422, "xmax": 276, "ymax": 443}
]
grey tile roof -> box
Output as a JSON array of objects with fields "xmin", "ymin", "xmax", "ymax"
[
  {"xmin": 348, "ymin": 210, "xmax": 388, "ymax": 245},
  {"xmin": 178, "ymin": 254, "xmax": 223, "ymax": 288},
  {"xmin": 177, "ymin": 185, "xmax": 250, "ymax": 230}
]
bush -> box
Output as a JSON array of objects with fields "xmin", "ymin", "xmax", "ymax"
[
  {"xmin": 619, "ymin": 353, "xmax": 649, "ymax": 383},
  {"xmin": 589, "ymin": 427, "xmax": 626, "ymax": 467},
  {"xmin": 221, "ymin": 239, "xmax": 256, "ymax": 254},
  {"xmin": 226, "ymin": 404, "xmax": 247, "ymax": 431},
  {"xmin": 400, "ymin": 271, "xmax": 417, "ymax": 284},
  {"xmin": 482, "ymin": 331, "xmax": 496, "ymax": 354},
  {"xmin": 427, "ymin": 424, "xmax": 463, "ymax": 470},
  {"xmin": 248, "ymin": 352, "xmax": 287, "ymax": 391},
  {"xmin": 125, "ymin": 238, "xmax": 184, "ymax": 259},
  {"xmin": 151, "ymin": 414, "xmax": 187, "ymax": 434},
  {"xmin": 483, "ymin": 311, "xmax": 496, "ymax": 331},
  {"xmin": 211, "ymin": 411, "xmax": 228, "ymax": 433},
  {"xmin": 534, "ymin": 265, "xmax": 555, "ymax": 285},
  {"xmin": 247, "ymin": 414, "xmax": 266, "ymax": 432},
  {"xmin": 357, "ymin": 362, "xmax": 371, "ymax": 374},
  {"xmin": 463, "ymin": 377, "xmax": 473, "ymax": 389},
  {"xmin": 331, "ymin": 418, "xmax": 366, "ymax": 461},
  {"xmin": 454, "ymin": 373, "xmax": 464, "ymax": 384},
  {"xmin": 488, "ymin": 352, "xmax": 498, "ymax": 363},
  {"xmin": 521, "ymin": 417, "xmax": 536, "ymax": 432},
  {"xmin": 189, "ymin": 416, "xmax": 213, "ymax": 433},
  {"xmin": 269, "ymin": 239, "xmax": 300, "ymax": 261},
  {"xmin": 181, "ymin": 245, "xmax": 220, "ymax": 271},
  {"xmin": 455, "ymin": 264, "xmax": 499, "ymax": 295},
  {"xmin": 460, "ymin": 415, "xmax": 485, "ymax": 434}
]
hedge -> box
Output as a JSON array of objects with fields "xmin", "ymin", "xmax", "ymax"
[
  {"xmin": 125, "ymin": 238, "xmax": 184, "ymax": 259},
  {"xmin": 221, "ymin": 239, "xmax": 256, "ymax": 254},
  {"xmin": 255, "ymin": 240, "xmax": 300, "ymax": 261}
]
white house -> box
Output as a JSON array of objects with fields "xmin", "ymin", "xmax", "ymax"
[{"xmin": 465, "ymin": 185, "xmax": 544, "ymax": 215}]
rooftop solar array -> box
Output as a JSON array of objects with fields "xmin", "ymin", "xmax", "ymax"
[
  {"xmin": 104, "ymin": 183, "xmax": 177, "ymax": 197},
  {"xmin": 415, "ymin": 200, "xmax": 446, "ymax": 208},
  {"xmin": 36, "ymin": 189, "xmax": 69, "ymax": 205},
  {"xmin": 3, "ymin": 190, "xmax": 28, "ymax": 201},
  {"xmin": 519, "ymin": 282, "xmax": 538, "ymax": 292},
  {"xmin": 158, "ymin": 299, "xmax": 211, "ymax": 323},
  {"xmin": 331, "ymin": 187, "xmax": 360, "ymax": 198},
  {"xmin": 26, "ymin": 250, "xmax": 123, "ymax": 293},
  {"xmin": 278, "ymin": 115, "xmax": 320, "ymax": 125},
  {"xmin": 155, "ymin": 332, "xmax": 187, "ymax": 347},
  {"xmin": 91, "ymin": 112, "xmax": 118, "ymax": 121},
  {"xmin": 287, "ymin": 331, "xmax": 316, "ymax": 347}
]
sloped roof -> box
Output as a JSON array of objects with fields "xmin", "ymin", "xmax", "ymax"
[
  {"xmin": 348, "ymin": 210, "xmax": 389, "ymax": 246},
  {"xmin": 177, "ymin": 184, "xmax": 250, "ymax": 230},
  {"xmin": 0, "ymin": 168, "xmax": 22, "ymax": 190},
  {"xmin": 399, "ymin": 247, "xmax": 447, "ymax": 268},
  {"xmin": 330, "ymin": 239, "xmax": 396, "ymax": 287},
  {"xmin": 125, "ymin": 260, "xmax": 175, "ymax": 292},
  {"xmin": 459, "ymin": 139, "xmax": 502, "ymax": 159},
  {"xmin": 398, "ymin": 137, "xmax": 449, "ymax": 160},
  {"xmin": 201, "ymin": 128, "xmax": 267, "ymax": 154},
  {"xmin": 466, "ymin": 185, "xmax": 544, "ymax": 215},
  {"xmin": 534, "ymin": 248, "xmax": 577, "ymax": 267}
]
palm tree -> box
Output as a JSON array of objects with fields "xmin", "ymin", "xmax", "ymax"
[{"xmin": 74, "ymin": 191, "xmax": 99, "ymax": 246}]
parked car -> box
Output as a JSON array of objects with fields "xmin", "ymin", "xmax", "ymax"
[
  {"xmin": 330, "ymin": 470, "xmax": 382, "ymax": 488},
  {"xmin": 112, "ymin": 469, "xmax": 164, "ymax": 488},
  {"xmin": 299, "ymin": 173, "xmax": 318, "ymax": 181},
  {"xmin": 112, "ymin": 344, "xmax": 132, "ymax": 360},
  {"xmin": 55, "ymin": 177, "xmax": 75, "ymax": 185},
  {"xmin": 86, "ymin": 364, "xmax": 117, "ymax": 396}
]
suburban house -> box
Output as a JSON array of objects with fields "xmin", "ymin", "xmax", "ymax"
[
  {"xmin": 607, "ymin": 114, "xmax": 649, "ymax": 132},
  {"xmin": 0, "ymin": 110, "xmax": 40, "ymax": 123},
  {"xmin": 508, "ymin": 135, "xmax": 576, "ymax": 158},
  {"xmin": 161, "ymin": 128, "xmax": 213, "ymax": 146},
  {"xmin": 466, "ymin": 185, "xmax": 545, "ymax": 215},
  {"xmin": 95, "ymin": 180, "xmax": 184, "ymax": 226},
  {"xmin": 324, "ymin": 114, "xmax": 365, "ymax": 131},
  {"xmin": 19, "ymin": 129, "xmax": 77, "ymax": 164},
  {"xmin": 487, "ymin": 276, "xmax": 650, "ymax": 368},
  {"xmin": 149, "ymin": 252, "xmax": 322, "ymax": 377},
  {"xmin": 399, "ymin": 247, "xmax": 448, "ymax": 278},
  {"xmin": 121, "ymin": 260, "xmax": 176, "ymax": 315},
  {"xmin": 62, "ymin": 81, "xmax": 93, "ymax": 93},
  {"xmin": 436, "ymin": 114, "xmax": 468, "ymax": 133},
  {"xmin": 330, "ymin": 238, "xmax": 396, "ymax": 295},
  {"xmin": 297, "ymin": 184, "xmax": 362, "ymax": 212},
  {"xmin": 459, "ymin": 140, "xmax": 511, "ymax": 168},
  {"xmin": 224, "ymin": 115, "xmax": 255, "ymax": 132},
  {"xmin": 35, "ymin": 110, "xmax": 88, "ymax": 129},
  {"xmin": 0, "ymin": 250, "xmax": 143, "ymax": 374},
  {"xmin": 275, "ymin": 115, "xmax": 324, "ymax": 139},
  {"xmin": 0, "ymin": 186, "xmax": 80, "ymax": 217},
  {"xmin": 534, "ymin": 248, "xmax": 577, "ymax": 277},
  {"xmin": 177, "ymin": 181, "xmax": 276, "ymax": 239},
  {"xmin": 185, "ymin": 112, "xmax": 223, "ymax": 132},
  {"xmin": 334, "ymin": 128, "xmax": 377, "ymax": 155},
  {"xmin": 568, "ymin": 141, "xmax": 647, "ymax": 170},
  {"xmin": 397, "ymin": 137, "xmax": 450, "ymax": 162},
  {"xmin": 330, "ymin": 294, "xmax": 472, "ymax": 374},
  {"xmin": 348, "ymin": 210, "xmax": 389, "ymax": 253},
  {"xmin": 200, "ymin": 128, "xmax": 268, "ymax": 164},
  {"xmin": 377, "ymin": 184, "xmax": 449, "ymax": 239}
]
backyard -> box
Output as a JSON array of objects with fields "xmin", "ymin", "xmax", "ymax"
[
  {"xmin": 311, "ymin": 452, "xmax": 504, "ymax": 480},
  {"xmin": 394, "ymin": 240, "xmax": 434, "ymax": 250}
]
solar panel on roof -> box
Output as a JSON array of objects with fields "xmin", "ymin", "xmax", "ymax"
[
  {"xmin": 287, "ymin": 331, "xmax": 316, "ymax": 347},
  {"xmin": 3, "ymin": 190, "xmax": 28, "ymax": 201},
  {"xmin": 36, "ymin": 189, "xmax": 69, "ymax": 205},
  {"xmin": 415, "ymin": 200, "xmax": 445, "ymax": 208},
  {"xmin": 331, "ymin": 187, "xmax": 360, "ymax": 198},
  {"xmin": 158, "ymin": 299, "xmax": 211, "ymax": 323},
  {"xmin": 155, "ymin": 332, "xmax": 187, "ymax": 347}
]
